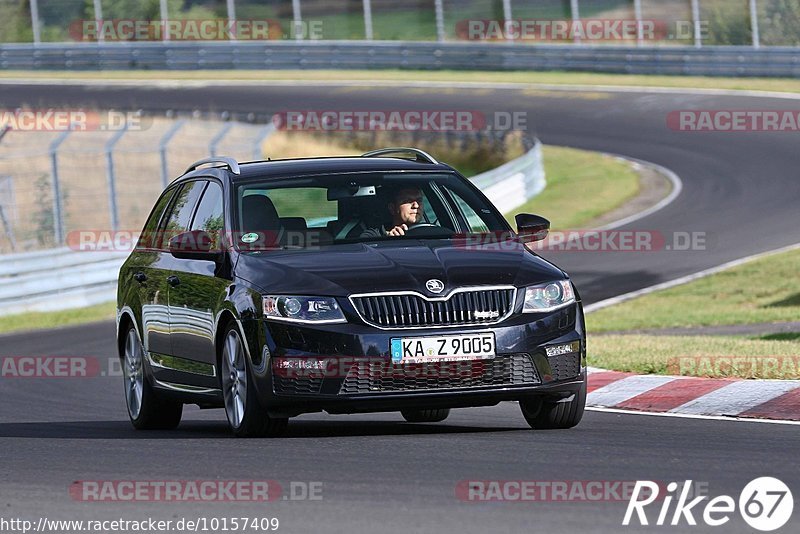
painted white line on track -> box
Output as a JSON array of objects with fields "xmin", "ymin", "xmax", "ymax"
[
  {"xmin": 585, "ymin": 242, "xmax": 800, "ymax": 313},
  {"xmin": 586, "ymin": 406, "xmax": 800, "ymax": 425},
  {"xmin": 670, "ymin": 380, "xmax": 800, "ymax": 416},
  {"xmin": 587, "ymin": 375, "xmax": 677, "ymax": 407}
]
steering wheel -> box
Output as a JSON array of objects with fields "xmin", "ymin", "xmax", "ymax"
[{"xmin": 403, "ymin": 223, "xmax": 450, "ymax": 237}]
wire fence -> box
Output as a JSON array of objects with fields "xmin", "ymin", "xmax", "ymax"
[
  {"xmin": 3, "ymin": 0, "xmax": 798, "ymax": 48},
  {"xmin": 0, "ymin": 116, "xmax": 274, "ymax": 253}
]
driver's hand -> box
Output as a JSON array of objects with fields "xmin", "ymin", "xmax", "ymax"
[{"xmin": 388, "ymin": 224, "xmax": 408, "ymax": 236}]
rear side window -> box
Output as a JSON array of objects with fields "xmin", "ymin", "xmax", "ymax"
[
  {"xmin": 157, "ymin": 181, "xmax": 206, "ymax": 249},
  {"xmin": 190, "ymin": 181, "xmax": 225, "ymax": 249},
  {"xmin": 137, "ymin": 188, "xmax": 177, "ymax": 250}
]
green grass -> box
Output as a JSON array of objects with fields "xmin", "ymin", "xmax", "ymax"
[
  {"xmin": 4, "ymin": 69, "xmax": 800, "ymax": 95},
  {"xmin": 587, "ymin": 247, "xmax": 800, "ymax": 333},
  {"xmin": 506, "ymin": 145, "xmax": 640, "ymax": 229},
  {"xmin": 588, "ymin": 335, "xmax": 800, "ymax": 379},
  {"xmin": 0, "ymin": 301, "xmax": 116, "ymax": 336},
  {"xmin": 588, "ymin": 246, "xmax": 800, "ymax": 379}
]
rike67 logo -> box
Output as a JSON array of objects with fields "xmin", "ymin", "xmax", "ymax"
[{"xmin": 624, "ymin": 478, "xmax": 793, "ymax": 531}]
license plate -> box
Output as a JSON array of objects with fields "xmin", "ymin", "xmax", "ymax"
[{"xmin": 390, "ymin": 333, "xmax": 496, "ymax": 363}]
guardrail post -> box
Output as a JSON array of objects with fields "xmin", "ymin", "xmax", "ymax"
[
  {"xmin": 434, "ymin": 0, "xmax": 445, "ymax": 42},
  {"xmin": 49, "ymin": 129, "xmax": 73, "ymax": 245},
  {"xmin": 105, "ymin": 123, "xmax": 129, "ymax": 233},
  {"xmin": 159, "ymin": 119, "xmax": 186, "ymax": 188},
  {"xmin": 363, "ymin": 0, "xmax": 374, "ymax": 41},
  {"xmin": 292, "ymin": 0, "xmax": 304, "ymax": 40},
  {"xmin": 92, "ymin": 0, "xmax": 104, "ymax": 44},
  {"xmin": 502, "ymin": 0, "xmax": 513, "ymax": 42},
  {"xmin": 750, "ymin": 0, "xmax": 760, "ymax": 48},
  {"xmin": 160, "ymin": 0, "xmax": 170, "ymax": 41},
  {"xmin": 691, "ymin": 0, "xmax": 702, "ymax": 48},
  {"xmin": 570, "ymin": 0, "xmax": 581, "ymax": 44},
  {"xmin": 209, "ymin": 122, "xmax": 234, "ymax": 157},
  {"xmin": 252, "ymin": 123, "xmax": 276, "ymax": 160},
  {"xmin": 29, "ymin": 0, "xmax": 41, "ymax": 44}
]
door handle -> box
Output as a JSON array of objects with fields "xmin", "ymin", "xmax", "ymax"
[
  {"xmin": 167, "ymin": 275, "xmax": 181, "ymax": 287},
  {"xmin": 133, "ymin": 272, "xmax": 147, "ymax": 283}
]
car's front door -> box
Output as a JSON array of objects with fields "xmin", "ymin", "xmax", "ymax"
[{"xmin": 167, "ymin": 180, "xmax": 228, "ymax": 375}]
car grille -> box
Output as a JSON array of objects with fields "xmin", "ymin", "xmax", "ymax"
[
  {"xmin": 273, "ymin": 375, "xmax": 324, "ymax": 396},
  {"xmin": 350, "ymin": 287, "xmax": 516, "ymax": 328},
  {"xmin": 547, "ymin": 353, "xmax": 581, "ymax": 381},
  {"xmin": 338, "ymin": 354, "xmax": 539, "ymax": 394}
]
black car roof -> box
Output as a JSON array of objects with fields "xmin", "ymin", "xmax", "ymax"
[
  {"xmin": 178, "ymin": 156, "xmax": 456, "ymax": 184},
  {"xmin": 235, "ymin": 157, "xmax": 455, "ymax": 180}
]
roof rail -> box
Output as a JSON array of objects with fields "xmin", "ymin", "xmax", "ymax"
[
  {"xmin": 184, "ymin": 156, "xmax": 241, "ymax": 175},
  {"xmin": 361, "ymin": 147, "xmax": 439, "ymax": 165}
]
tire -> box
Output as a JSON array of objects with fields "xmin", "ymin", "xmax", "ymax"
[
  {"xmin": 519, "ymin": 377, "xmax": 586, "ymax": 430},
  {"xmin": 401, "ymin": 408, "xmax": 451, "ymax": 423},
  {"xmin": 220, "ymin": 323, "xmax": 288, "ymax": 438},
  {"xmin": 122, "ymin": 325, "xmax": 183, "ymax": 430}
]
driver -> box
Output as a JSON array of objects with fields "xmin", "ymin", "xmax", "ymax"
[{"xmin": 360, "ymin": 187, "xmax": 424, "ymax": 238}]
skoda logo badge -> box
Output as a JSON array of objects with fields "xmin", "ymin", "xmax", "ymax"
[{"xmin": 426, "ymin": 279, "xmax": 445, "ymax": 294}]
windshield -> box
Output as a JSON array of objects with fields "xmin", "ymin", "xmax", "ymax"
[{"xmin": 234, "ymin": 172, "xmax": 509, "ymax": 250}]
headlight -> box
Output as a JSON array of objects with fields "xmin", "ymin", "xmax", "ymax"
[
  {"xmin": 263, "ymin": 295, "xmax": 346, "ymax": 324},
  {"xmin": 522, "ymin": 280, "xmax": 575, "ymax": 312}
]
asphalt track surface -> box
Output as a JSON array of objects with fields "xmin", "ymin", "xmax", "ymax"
[{"xmin": 1, "ymin": 81, "xmax": 800, "ymax": 533}]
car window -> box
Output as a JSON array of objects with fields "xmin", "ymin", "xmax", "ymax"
[
  {"xmin": 446, "ymin": 187, "xmax": 491, "ymax": 233},
  {"xmin": 137, "ymin": 187, "xmax": 177, "ymax": 250},
  {"xmin": 158, "ymin": 180, "xmax": 206, "ymax": 249},
  {"xmin": 190, "ymin": 181, "xmax": 224, "ymax": 249}
]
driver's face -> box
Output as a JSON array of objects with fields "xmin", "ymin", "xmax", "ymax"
[{"xmin": 391, "ymin": 189, "xmax": 423, "ymax": 225}]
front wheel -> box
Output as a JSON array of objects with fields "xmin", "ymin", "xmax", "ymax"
[
  {"xmin": 122, "ymin": 325, "xmax": 182, "ymax": 430},
  {"xmin": 519, "ymin": 377, "xmax": 586, "ymax": 430},
  {"xmin": 220, "ymin": 324, "xmax": 288, "ymax": 438},
  {"xmin": 401, "ymin": 408, "xmax": 450, "ymax": 423}
]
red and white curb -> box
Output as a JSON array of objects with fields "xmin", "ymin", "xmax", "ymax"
[{"xmin": 587, "ymin": 368, "xmax": 800, "ymax": 422}]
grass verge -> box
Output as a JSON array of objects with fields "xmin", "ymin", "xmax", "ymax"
[
  {"xmin": 0, "ymin": 301, "xmax": 116, "ymax": 336},
  {"xmin": 506, "ymin": 146, "xmax": 639, "ymax": 229},
  {"xmin": 588, "ymin": 247, "xmax": 800, "ymax": 378},
  {"xmin": 3, "ymin": 69, "xmax": 800, "ymax": 95},
  {"xmin": 587, "ymin": 248, "xmax": 800, "ymax": 332},
  {"xmin": 589, "ymin": 335, "xmax": 800, "ymax": 380}
]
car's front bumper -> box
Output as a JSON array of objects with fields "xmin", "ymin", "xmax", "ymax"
[{"xmin": 243, "ymin": 302, "xmax": 586, "ymax": 417}]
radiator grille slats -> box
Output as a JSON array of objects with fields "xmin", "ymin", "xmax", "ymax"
[{"xmin": 351, "ymin": 288, "xmax": 515, "ymax": 328}]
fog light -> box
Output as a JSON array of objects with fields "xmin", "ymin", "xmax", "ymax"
[{"xmin": 545, "ymin": 341, "xmax": 581, "ymax": 358}]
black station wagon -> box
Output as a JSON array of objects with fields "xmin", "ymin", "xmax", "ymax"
[{"xmin": 117, "ymin": 148, "xmax": 587, "ymax": 437}]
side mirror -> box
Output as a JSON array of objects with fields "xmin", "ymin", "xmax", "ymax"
[
  {"xmin": 515, "ymin": 213, "xmax": 550, "ymax": 243},
  {"xmin": 169, "ymin": 230, "xmax": 223, "ymax": 261}
]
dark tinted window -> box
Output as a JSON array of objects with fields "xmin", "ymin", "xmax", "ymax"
[
  {"xmin": 137, "ymin": 187, "xmax": 177, "ymax": 250},
  {"xmin": 158, "ymin": 181, "xmax": 206, "ymax": 249},
  {"xmin": 190, "ymin": 181, "xmax": 224, "ymax": 249}
]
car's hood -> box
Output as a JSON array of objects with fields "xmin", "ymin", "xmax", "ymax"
[{"xmin": 235, "ymin": 240, "xmax": 566, "ymax": 297}]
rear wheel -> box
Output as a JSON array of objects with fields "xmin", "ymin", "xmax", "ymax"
[
  {"xmin": 221, "ymin": 324, "xmax": 288, "ymax": 438},
  {"xmin": 401, "ymin": 408, "xmax": 450, "ymax": 423},
  {"xmin": 122, "ymin": 325, "xmax": 182, "ymax": 430},
  {"xmin": 520, "ymin": 378, "xmax": 586, "ymax": 430}
]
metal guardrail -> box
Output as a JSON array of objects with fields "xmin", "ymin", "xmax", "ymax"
[
  {"xmin": 471, "ymin": 139, "xmax": 544, "ymax": 215},
  {"xmin": 0, "ymin": 135, "xmax": 545, "ymax": 317},
  {"xmin": 2, "ymin": 42, "xmax": 800, "ymax": 77}
]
